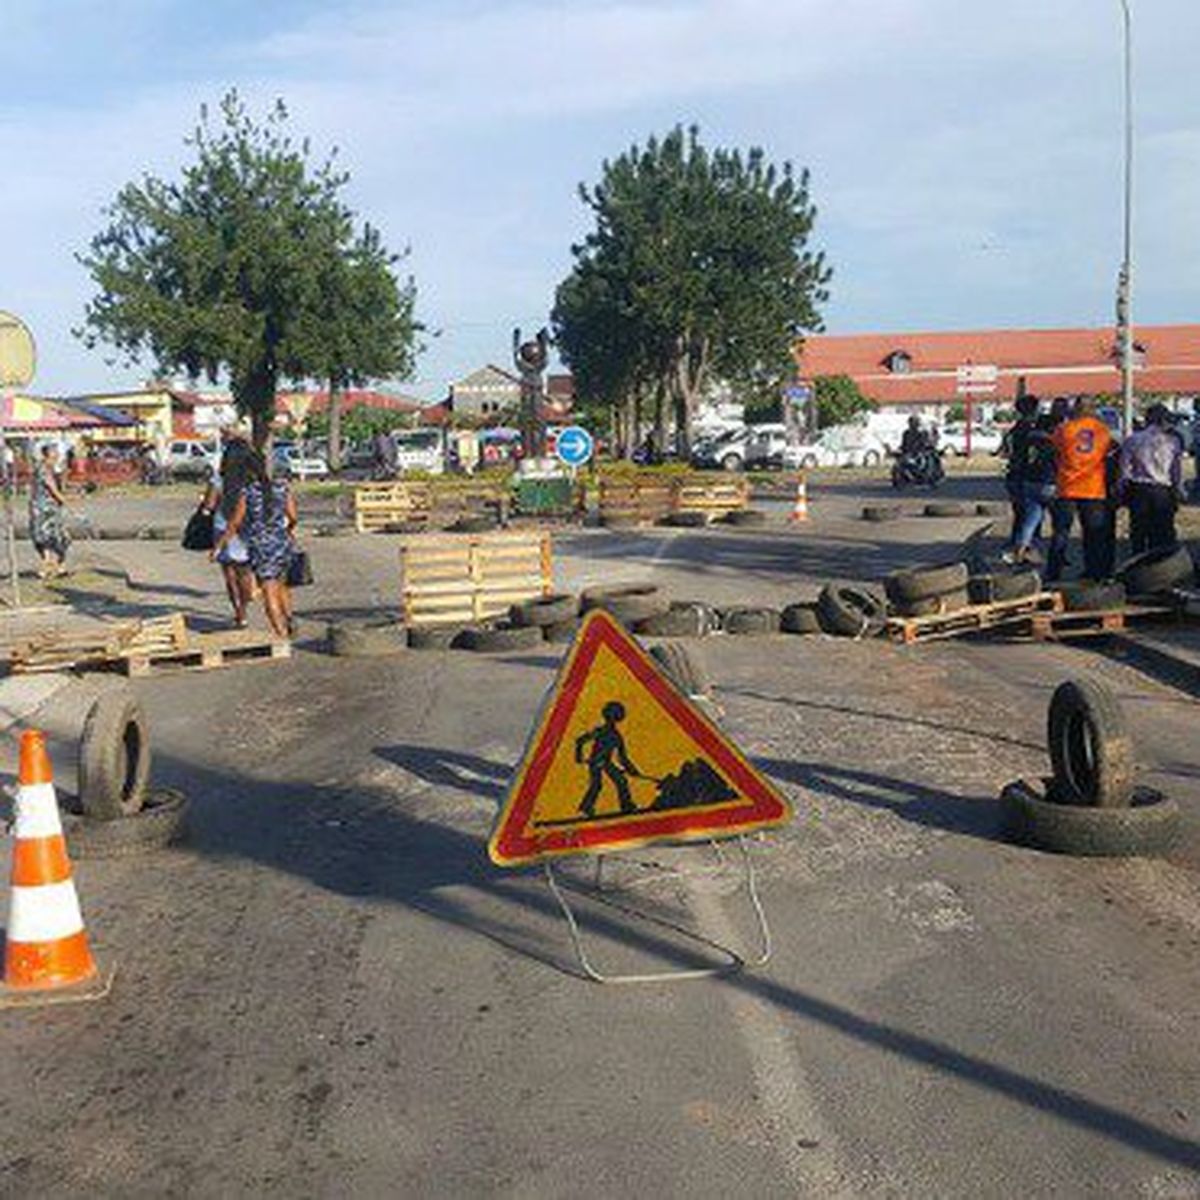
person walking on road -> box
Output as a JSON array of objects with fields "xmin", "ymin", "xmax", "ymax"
[
  {"xmin": 29, "ymin": 444, "xmax": 70, "ymax": 579},
  {"xmin": 1046, "ymin": 397, "xmax": 1116, "ymax": 582},
  {"xmin": 202, "ymin": 438, "xmax": 254, "ymax": 627},
  {"xmin": 1119, "ymin": 403, "xmax": 1185, "ymax": 554},
  {"xmin": 212, "ymin": 450, "xmax": 298, "ymax": 640},
  {"xmin": 1000, "ymin": 394, "xmax": 1040, "ymax": 553}
]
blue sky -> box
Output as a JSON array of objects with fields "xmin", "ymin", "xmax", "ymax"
[{"xmin": 2, "ymin": 0, "xmax": 1197, "ymax": 401}]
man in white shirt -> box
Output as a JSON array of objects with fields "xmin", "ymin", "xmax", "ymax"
[{"xmin": 1119, "ymin": 404, "xmax": 1184, "ymax": 554}]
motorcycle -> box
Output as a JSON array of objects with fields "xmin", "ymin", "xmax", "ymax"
[{"xmin": 891, "ymin": 448, "xmax": 944, "ymax": 489}]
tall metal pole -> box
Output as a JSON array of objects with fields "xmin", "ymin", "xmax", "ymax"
[{"xmin": 1118, "ymin": 0, "xmax": 1135, "ymax": 436}]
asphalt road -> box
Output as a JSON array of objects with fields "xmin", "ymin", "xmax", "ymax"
[{"xmin": 1, "ymin": 474, "xmax": 1198, "ymax": 1196}]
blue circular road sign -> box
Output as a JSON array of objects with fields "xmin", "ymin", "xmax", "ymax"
[{"xmin": 555, "ymin": 425, "xmax": 594, "ymax": 467}]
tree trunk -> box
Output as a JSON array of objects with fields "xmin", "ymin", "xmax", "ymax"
[
  {"xmin": 327, "ymin": 379, "xmax": 342, "ymax": 471},
  {"xmin": 653, "ymin": 383, "xmax": 666, "ymax": 458}
]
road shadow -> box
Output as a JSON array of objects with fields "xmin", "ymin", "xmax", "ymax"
[
  {"xmin": 758, "ymin": 757, "xmax": 1002, "ymax": 840},
  {"xmin": 723, "ymin": 687, "xmax": 1044, "ymax": 753},
  {"xmin": 375, "ymin": 744, "xmax": 509, "ymax": 804}
]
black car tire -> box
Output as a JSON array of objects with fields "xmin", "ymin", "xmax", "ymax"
[
  {"xmin": 1047, "ymin": 678, "xmax": 1134, "ymax": 808},
  {"xmin": 862, "ymin": 505, "xmax": 902, "ymax": 523},
  {"xmin": 817, "ymin": 583, "xmax": 886, "ymax": 638},
  {"xmin": 780, "ymin": 602, "xmax": 823, "ymax": 634},
  {"xmin": 1117, "ymin": 545, "xmax": 1194, "ymax": 596},
  {"xmin": 649, "ymin": 642, "xmax": 711, "ymax": 698},
  {"xmin": 721, "ymin": 607, "xmax": 781, "ymax": 635},
  {"xmin": 924, "ymin": 502, "xmax": 970, "ymax": 518},
  {"xmin": 510, "ymin": 593, "xmax": 579, "ymax": 627},
  {"xmin": 455, "ymin": 624, "xmax": 545, "ymax": 653},
  {"xmin": 1057, "ymin": 580, "xmax": 1126, "ymax": 612},
  {"xmin": 721, "ymin": 509, "xmax": 768, "ymax": 527},
  {"xmin": 580, "ymin": 583, "xmax": 669, "ymax": 626},
  {"xmin": 885, "ymin": 562, "xmax": 969, "ymax": 604},
  {"xmin": 1000, "ymin": 779, "xmax": 1177, "ymax": 856},
  {"xmin": 62, "ymin": 789, "xmax": 189, "ymax": 860},
  {"xmin": 328, "ymin": 620, "xmax": 407, "ymax": 659},
  {"xmin": 78, "ymin": 688, "xmax": 151, "ymax": 820},
  {"xmin": 661, "ymin": 512, "xmax": 709, "ymax": 528},
  {"xmin": 967, "ymin": 570, "xmax": 1041, "ymax": 605},
  {"xmin": 890, "ymin": 588, "xmax": 971, "ymax": 618},
  {"xmin": 408, "ymin": 625, "xmax": 469, "ymax": 650},
  {"xmin": 543, "ymin": 619, "xmax": 580, "ymax": 644},
  {"xmin": 634, "ymin": 603, "xmax": 712, "ymax": 638}
]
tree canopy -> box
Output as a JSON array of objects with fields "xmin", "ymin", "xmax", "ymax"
[
  {"xmin": 552, "ymin": 125, "xmax": 830, "ymax": 455},
  {"xmin": 78, "ymin": 91, "xmax": 419, "ymax": 447},
  {"xmin": 814, "ymin": 374, "xmax": 873, "ymax": 429}
]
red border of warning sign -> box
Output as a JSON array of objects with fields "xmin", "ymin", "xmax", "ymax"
[{"xmin": 488, "ymin": 609, "xmax": 792, "ymax": 866}]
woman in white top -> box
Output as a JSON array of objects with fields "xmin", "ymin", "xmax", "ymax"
[{"xmin": 201, "ymin": 438, "xmax": 255, "ymax": 627}]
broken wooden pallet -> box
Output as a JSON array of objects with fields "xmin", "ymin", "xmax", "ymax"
[
  {"xmin": 1018, "ymin": 603, "xmax": 1176, "ymax": 642},
  {"xmin": 121, "ymin": 628, "xmax": 291, "ymax": 677},
  {"xmin": 886, "ymin": 591, "xmax": 1062, "ymax": 645},
  {"xmin": 10, "ymin": 613, "xmax": 188, "ymax": 674}
]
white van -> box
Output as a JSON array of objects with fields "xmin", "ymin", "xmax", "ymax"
[
  {"xmin": 858, "ymin": 411, "xmax": 912, "ymax": 454},
  {"xmin": 393, "ymin": 429, "xmax": 445, "ymax": 475}
]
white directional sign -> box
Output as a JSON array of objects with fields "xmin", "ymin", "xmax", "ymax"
[{"xmin": 956, "ymin": 364, "xmax": 998, "ymax": 395}]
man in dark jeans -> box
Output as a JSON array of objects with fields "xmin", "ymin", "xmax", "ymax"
[
  {"xmin": 1119, "ymin": 403, "xmax": 1184, "ymax": 553},
  {"xmin": 1000, "ymin": 394, "xmax": 1039, "ymax": 551},
  {"xmin": 1046, "ymin": 398, "xmax": 1116, "ymax": 582}
]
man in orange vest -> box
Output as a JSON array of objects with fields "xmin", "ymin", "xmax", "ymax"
[{"xmin": 1046, "ymin": 397, "xmax": 1117, "ymax": 582}]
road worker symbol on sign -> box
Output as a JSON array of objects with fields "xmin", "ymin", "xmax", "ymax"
[{"xmin": 488, "ymin": 609, "xmax": 791, "ymax": 866}]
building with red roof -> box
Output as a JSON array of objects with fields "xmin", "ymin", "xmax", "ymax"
[{"xmin": 793, "ymin": 323, "xmax": 1200, "ymax": 415}]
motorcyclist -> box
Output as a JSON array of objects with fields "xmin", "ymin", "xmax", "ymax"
[{"xmin": 899, "ymin": 416, "xmax": 932, "ymax": 459}]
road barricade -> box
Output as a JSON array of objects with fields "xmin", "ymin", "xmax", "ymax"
[
  {"xmin": 400, "ymin": 530, "xmax": 553, "ymax": 626},
  {"xmin": 598, "ymin": 477, "xmax": 675, "ymax": 527},
  {"xmin": 353, "ymin": 481, "xmax": 433, "ymax": 532},
  {"xmin": 673, "ymin": 476, "xmax": 751, "ymax": 523}
]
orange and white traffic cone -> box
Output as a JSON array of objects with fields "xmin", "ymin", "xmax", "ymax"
[
  {"xmin": 789, "ymin": 475, "xmax": 809, "ymax": 523},
  {"xmin": 2, "ymin": 730, "xmax": 111, "ymax": 1006}
]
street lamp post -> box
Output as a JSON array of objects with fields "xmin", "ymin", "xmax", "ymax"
[{"xmin": 1117, "ymin": 0, "xmax": 1135, "ymax": 437}]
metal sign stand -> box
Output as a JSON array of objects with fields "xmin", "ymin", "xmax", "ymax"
[{"xmin": 542, "ymin": 835, "xmax": 772, "ymax": 985}]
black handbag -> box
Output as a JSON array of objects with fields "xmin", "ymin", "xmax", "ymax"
[
  {"xmin": 286, "ymin": 545, "xmax": 313, "ymax": 587},
  {"xmin": 182, "ymin": 506, "xmax": 215, "ymax": 551}
]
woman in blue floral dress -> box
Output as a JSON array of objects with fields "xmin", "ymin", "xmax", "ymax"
[
  {"xmin": 212, "ymin": 451, "xmax": 297, "ymax": 638},
  {"xmin": 29, "ymin": 445, "xmax": 70, "ymax": 578}
]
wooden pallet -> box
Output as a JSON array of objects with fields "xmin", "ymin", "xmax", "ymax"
[
  {"xmin": 672, "ymin": 477, "xmax": 751, "ymax": 522},
  {"xmin": 354, "ymin": 481, "xmax": 434, "ymax": 533},
  {"xmin": 10, "ymin": 613, "xmax": 189, "ymax": 674},
  {"xmin": 598, "ymin": 478, "xmax": 675, "ymax": 526},
  {"xmin": 121, "ymin": 628, "xmax": 291, "ymax": 676},
  {"xmin": 886, "ymin": 592, "xmax": 1062, "ymax": 645},
  {"xmin": 1021, "ymin": 603, "xmax": 1176, "ymax": 642},
  {"xmin": 400, "ymin": 530, "xmax": 552, "ymax": 626}
]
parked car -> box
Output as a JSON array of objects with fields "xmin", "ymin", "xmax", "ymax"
[
  {"xmin": 272, "ymin": 442, "xmax": 329, "ymax": 480},
  {"xmin": 691, "ymin": 423, "xmax": 788, "ymax": 471},
  {"xmin": 939, "ymin": 423, "xmax": 1004, "ymax": 456},
  {"xmin": 783, "ymin": 425, "xmax": 887, "ymax": 469},
  {"xmin": 164, "ymin": 439, "xmax": 218, "ymax": 481}
]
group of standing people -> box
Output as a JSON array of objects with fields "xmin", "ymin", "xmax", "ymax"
[
  {"xmin": 203, "ymin": 438, "xmax": 298, "ymax": 639},
  {"xmin": 1003, "ymin": 395, "xmax": 1194, "ymax": 582}
]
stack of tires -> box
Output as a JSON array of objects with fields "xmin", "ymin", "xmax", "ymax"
[
  {"xmin": 1000, "ymin": 678, "xmax": 1179, "ymax": 856},
  {"xmin": 62, "ymin": 689, "xmax": 188, "ymax": 859},
  {"xmin": 884, "ymin": 562, "xmax": 970, "ymax": 618},
  {"xmin": 1117, "ymin": 544, "xmax": 1196, "ymax": 602}
]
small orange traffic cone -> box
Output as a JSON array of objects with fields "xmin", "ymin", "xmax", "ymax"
[
  {"xmin": 2, "ymin": 730, "xmax": 111, "ymax": 1006},
  {"xmin": 789, "ymin": 475, "xmax": 809, "ymax": 523}
]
